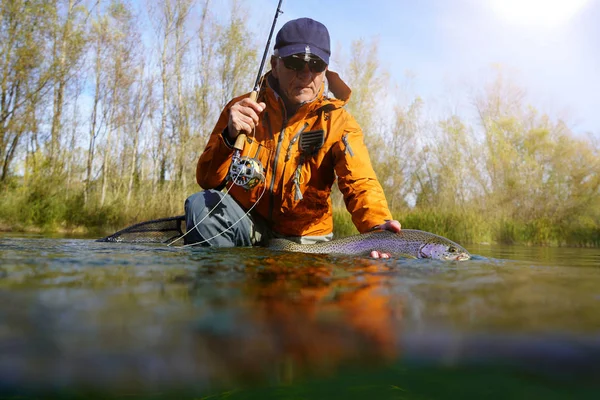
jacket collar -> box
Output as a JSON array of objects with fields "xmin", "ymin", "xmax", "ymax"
[{"xmin": 325, "ymin": 70, "xmax": 351, "ymax": 103}]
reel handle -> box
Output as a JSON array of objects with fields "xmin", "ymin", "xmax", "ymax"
[{"xmin": 233, "ymin": 91, "xmax": 259, "ymax": 151}]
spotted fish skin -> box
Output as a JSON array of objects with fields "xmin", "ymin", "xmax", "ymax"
[{"xmin": 267, "ymin": 229, "xmax": 471, "ymax": 261}]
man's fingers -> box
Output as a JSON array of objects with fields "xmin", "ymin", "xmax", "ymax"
[
  {"xmin": 237, "ymin": 121, "xmax": 253, "ymax": 135},
  {"xmin": 229, "ymin": 111, "xmax": 256, "ymax": 135},
  {"xmin": 238, "ymin": 98, "xmax": 265, "ymax": 114},
  {"xmin": 231, "ymin": 106, "xmax": 260, "ymax": 125},
  {"xmin": 378, "ymin": 220, "xmax": 401, "ymax": 233},
  {"xmin": 232, "ymin": 114, "xmax": 256, "ymax": 132},
  {"xmin": 369, "ymin": 251, "xmax": 390, "ymax": 259},
  {"xmin": 229, "ymin": 99, "xmax": 266, "ymax": 136}
]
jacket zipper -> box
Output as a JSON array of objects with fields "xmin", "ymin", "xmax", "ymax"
[
  {"xmin": 268, "ymin": 107, "xmax": 287, "ymax": 221},
  {"xmin": 285, "ymin": 123, "xmax": 308, "ymax": 162},
  {"xmin": 342, "ymin": 133, "xmax": 354, "ymax": 157}
]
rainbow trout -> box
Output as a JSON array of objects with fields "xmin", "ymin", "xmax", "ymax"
[{"xmin": 268, "ymin": 229, "xmax": 471, "ymax": 261}]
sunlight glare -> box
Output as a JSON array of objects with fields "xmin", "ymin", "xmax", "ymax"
[{"xmin": 491, "ymin": 0, "xmax": 590, "ymax": 27}]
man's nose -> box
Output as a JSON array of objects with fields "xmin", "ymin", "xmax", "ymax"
[{"xmin": 296, "ymin": 62, "xmax": 312, "ymax": 78}]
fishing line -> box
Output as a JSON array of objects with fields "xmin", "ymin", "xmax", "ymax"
[{"xmin": 179, "ymin": 182, "xmax": 267, "ymax": 248}]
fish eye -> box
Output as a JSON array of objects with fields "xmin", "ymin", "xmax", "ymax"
[{"xmin": 448, "ymin": 246, "xmax": 457, "ymax": 253}]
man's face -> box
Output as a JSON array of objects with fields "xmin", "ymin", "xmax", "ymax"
[{"xmin": 271, "ymin": 54, "xmax": 327, "ymax": 105}]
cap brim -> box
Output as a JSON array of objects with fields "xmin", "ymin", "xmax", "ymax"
[{"xmin": 276, "ymin": 44, "xmax": 329, "ymax": 65}]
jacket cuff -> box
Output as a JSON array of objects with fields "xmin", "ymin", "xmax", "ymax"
[{"xmin": 221, "ymin": 127, "xmax": 235, "ymax": 148}]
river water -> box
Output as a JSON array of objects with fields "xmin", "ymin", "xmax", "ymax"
[{"xmin": 1, "ymin": 234, "xmax": 599, "ymax": 399}]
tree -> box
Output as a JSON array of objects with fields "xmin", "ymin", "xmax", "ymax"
[
  {"xmin": 100, "ymin": 0, "xmax": 139, "ymax": 206},
  {"xmin": 378, "ymin": 97, "xmax": 422, "ymax": 210},
  {"xmin": 473, "ymin": 69, "xmax": 600, "ymax": 231},
  {"xmin": 333, "ymin": 38, "xmax": 388, "ymax": 208},
  {"xmin": 0, "ymin": 0, "xmax": 55, "ymax": 182},
  {"xmin": 342, "ymin": 38, "xmax": 387, "ymax": 136},
  {"xmin": 193, "ymin": 0, "xmax": 217, "ymax": 148},
  {"xmin": 216, "ymin": 0, "xmax": 257, "ymax": 107},
  {"xmin": 48, "ymin": 0, "xmax": 88, "ymax": 173}
]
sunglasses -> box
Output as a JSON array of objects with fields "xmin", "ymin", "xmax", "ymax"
[{"xmin": 279, "ymin": 55, "xmax": 327, "ymax": 73}]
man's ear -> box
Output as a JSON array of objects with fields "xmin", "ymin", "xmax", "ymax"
[{"xmin": 270, "ymin": 56, "xmax": 279, "ymax": 79}]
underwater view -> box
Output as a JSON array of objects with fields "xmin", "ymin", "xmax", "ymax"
[{"xmin": 1, "ymin": 235, "xmax": 599, "ymax": 398}]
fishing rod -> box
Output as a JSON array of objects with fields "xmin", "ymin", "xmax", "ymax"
[{"xmin": 228, "ymin": 0, "xmax": 283, "ymax": 190}]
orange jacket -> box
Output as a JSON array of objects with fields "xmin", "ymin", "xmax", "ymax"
[{"xmin": 196, "ymin": 70, "xmax": 392, "ymax": 237}]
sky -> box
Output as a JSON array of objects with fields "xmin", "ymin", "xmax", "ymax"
[{"xmin": 242, "ymin": 0, "xmax": 600, "ymax": 135}]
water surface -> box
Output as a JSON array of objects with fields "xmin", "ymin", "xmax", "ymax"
[{"xmin": 1, "ymin": 234, "xmax": 599, "ymax": 398}]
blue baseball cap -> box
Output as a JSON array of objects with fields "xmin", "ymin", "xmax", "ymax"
[{"xmin": 274, "ymin": 18, "xmax": 330, "ymax": 65}]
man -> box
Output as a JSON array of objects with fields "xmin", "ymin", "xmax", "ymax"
[{"xmin": 185, "ymin": 17, "xmax": 401, "ymax": 258}]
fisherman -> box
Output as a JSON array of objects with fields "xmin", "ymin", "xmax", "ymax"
[{"xmin": 185, "ymin": 17, "xmax": 401, "ymax": 258}]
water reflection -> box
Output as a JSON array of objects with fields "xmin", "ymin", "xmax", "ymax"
[{"xmin": 190, "ymin": 254, "xmax": 403, "ymax": 382}]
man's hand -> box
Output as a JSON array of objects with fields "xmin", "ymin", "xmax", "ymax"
[
  {"xmin": 370, "ymin": 220, "xmax": 402, "ymax": 259},
  {"xmin": 227, "ymin": 98, "xmax": 266, "ymax": 141}
]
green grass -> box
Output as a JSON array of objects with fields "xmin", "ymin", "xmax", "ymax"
[
  {"xmin": 2, "ymin": 181, "xmax": 599, "ymax": 247},
  {"xmin": 333, "ymin": 206, "xmax": 600, "ymax": 247}
]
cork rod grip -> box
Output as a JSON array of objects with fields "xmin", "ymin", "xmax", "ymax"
[{"xmin": 232, "ymin": 90, "xmax": 259, "ymax": 152}]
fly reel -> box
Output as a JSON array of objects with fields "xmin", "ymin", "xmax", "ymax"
[{"xmin": 228, "ymin": 155, "xmax": 265, "ymax": 190}]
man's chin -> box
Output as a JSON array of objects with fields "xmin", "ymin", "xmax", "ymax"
[{"xmin": 290, "ymin": 92, "xmax": 316, "ymax": 105}]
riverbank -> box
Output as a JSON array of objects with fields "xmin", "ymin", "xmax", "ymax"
[{"xmin": 2, "ymin": 206, "xmax": 599, "ymax": 247}]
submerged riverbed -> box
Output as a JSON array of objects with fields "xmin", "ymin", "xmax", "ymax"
[{"xmin": 1, "ymin": 234, "xmax": 599, "ymax": 399}]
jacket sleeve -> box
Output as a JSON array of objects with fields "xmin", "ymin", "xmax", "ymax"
[
  {"xmin": 333, "ymin": 112, "xmax": 393, "ymax": 233},
  {"xmin": 196, "ymin": 99, "xmax": 240, "ymax": 189}
]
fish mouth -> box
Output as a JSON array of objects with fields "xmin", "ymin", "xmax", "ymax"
[
  {"xmin": 454, "ymin": 253, "xmax": 471, "ymax": 261},
  {"xmin": 441, "ymin": 252, "xmax": 471, "ymax": 261}
]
